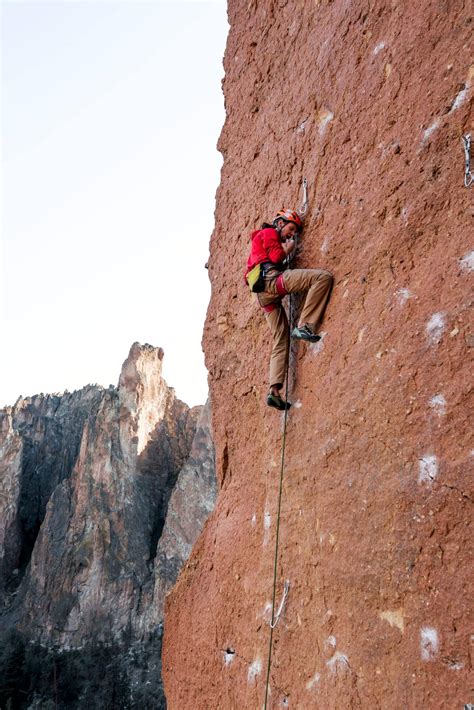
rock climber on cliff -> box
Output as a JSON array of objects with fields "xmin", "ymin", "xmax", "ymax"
[{"xmin": 245, "ymin": 209, "xmax": 333, "ymax": 411}]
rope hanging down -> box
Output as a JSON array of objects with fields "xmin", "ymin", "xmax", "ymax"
[
  {"xmin": 263, "ymin": 178, "xmax": 308, "ymax": 708},
  {"xmin": 263, "ymin": 294, "xmax": 292, "ymax": 710}
]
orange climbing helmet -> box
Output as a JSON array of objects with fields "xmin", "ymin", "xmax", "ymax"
[{"xmin": 273, "ymin": 209, "xmax": 303, "ymax": 230}]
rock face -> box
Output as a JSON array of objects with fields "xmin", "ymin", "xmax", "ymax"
[
  {"xmin": 0, "ymin": 343, "xmax": 216, "ymax": 708},
  {"xmin": 162, "ymin": 2, "xmax": 473, "ymax": 708}
]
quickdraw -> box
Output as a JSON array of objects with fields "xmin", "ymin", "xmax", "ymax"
[
  {"xmin": 298, "ymin": 177, "xmax": 308, "ymax": 217},
  {"xmin": 462, "ymin": 134, "xmax": 473, "ymax": 188}
]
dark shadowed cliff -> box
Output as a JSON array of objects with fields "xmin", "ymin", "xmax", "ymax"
[{"xmin": 0, "ymin": 343, "xmax": 216, "ymax": 708}]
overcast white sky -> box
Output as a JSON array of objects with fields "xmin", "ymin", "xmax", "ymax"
[{"xmin": 1, "ymin": 0, "xmax": 228, "ymax": 408}]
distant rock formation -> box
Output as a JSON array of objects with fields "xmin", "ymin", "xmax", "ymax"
[
  {"xmin": 162, "ymin": 2, "xmax": 473, "ymax": 708},
  {"xmin": 0, "ymin": 343, "xmax": 216, "ymax": 708}
]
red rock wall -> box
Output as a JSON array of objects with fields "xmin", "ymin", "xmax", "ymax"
[{"xmin": 163, "ymin": 1, "xmax": 473, "ymax": 707}]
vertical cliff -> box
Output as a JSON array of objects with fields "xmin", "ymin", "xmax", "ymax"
[
  {"xmin": 163, "ymin": 1, "xmax": 473, "ymax": 708},
  {"xmin": 0, "ymin": 343, "xmax": 215, "ymax": 708}
]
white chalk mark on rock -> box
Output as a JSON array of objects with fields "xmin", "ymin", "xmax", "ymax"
[
  {"xmin": 321, "ymin": 234, "xmax": 332, "ymax": 253},
  {"xmin": 251, "ymin": 513, "xmax": 257, "ymax": 527},
  {"xmin": 373, "ymin": 41, "xmax": 386, "ymax": 55},
  {"xmin": 259, "ymin": 601, "xmax": 272, "ymax": 623},
  {"xmin": 326, "ymin": 651, "xmax": 349, "ymax": 674},
  {"xmin": 296, "ymin": 118, "xmax": 309, "ymax": 133},
  {"xmin": 429, "ymin": 394, "xmax": 446, "ymax": 416},
  {"xmin": 310, "ymin": 331, "xmax": 327, "ymax": 355},
  {"xmin": 263, "ymin": 510, "xmax": 272, "ymax": 546},
  {"xmin": 317, "ymin": 108, "xmax": 334, "ymax": 136},
  {"xmin": 306, "ymin": 672, "xmax": 321, "ymax": 690},
  {"xmin": 247, "ymin": 657, "xmax": 262, "ymax": 683},
  {"xmin": 420, "ymin": 627, "xmax": 439, "ymax": 661},
  {"xmin": 421, "ymin": 119, "xmax": 441, "ymax": 144},
  {"xmin": 324, "ymin": 635, "xmax": 337, "ymax": 650},
  {"xmin": 449, "ymin": 85, "xmax": 469, "ymax": 113},
  {"xmin": 418, "ymin": 454, "xmax": 438, "ymax": 484},
  {"xmin": 223, "ymin": 649, "xmax": 235, "ymax": 666},
  {"xmin": 426, "ymin": 312, "xmax": 445, "ymax": 344},
  {"xmin": 395, "ymin": 288, "xmax": 413, "ymax": 306},
  {"xmin": 459, "ymin": 250, "xmax": 474, "ymax": 272},
  {"xmin": 292, "ymin": 399, "xmax": 302, "ymax": 409}
]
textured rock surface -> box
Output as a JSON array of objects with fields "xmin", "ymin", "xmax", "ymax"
[
  {"xmin": 0, "ymin": 343, "xmax": 215, "ymax": 707},
  {"xmin": 163, "ymin": 2, "xmax": 473, "ymax": 708}
]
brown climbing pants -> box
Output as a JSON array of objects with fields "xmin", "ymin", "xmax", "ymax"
[{"xmin": 257, "ymin": 268, "xmax": 333, "ymax": 389}]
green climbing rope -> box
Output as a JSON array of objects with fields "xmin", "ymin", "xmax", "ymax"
[{"xmin": 263, "ymin": 294, "xmax": 293, "ymax": 709}]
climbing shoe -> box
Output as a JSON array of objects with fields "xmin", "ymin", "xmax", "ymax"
[
  {"xmin": 291, "ymin": 325, "xmax": 321, "ymax": 343},
  {"xmin": 267, "ymin": 392, "xmax": 291, "ymax": 411}
]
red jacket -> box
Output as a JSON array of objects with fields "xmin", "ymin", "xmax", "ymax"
[{"xmin": 244, "ymin": 228, "xmax": 286, "ymax": 280}]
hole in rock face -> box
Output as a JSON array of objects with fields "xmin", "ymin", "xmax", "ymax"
[{"xmin": 226, "ymin": 648, "xmax": 235, "ymax": 655}]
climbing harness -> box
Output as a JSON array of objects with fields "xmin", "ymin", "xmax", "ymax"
[
  {"xmin": 263, "ymin": 294, "xmax": 293, "ymax": 710},
  {"xmin": 462, "ymin": 134, "xmax": 473, "ymax": 188},
  {"xmin": 298, "ymin": 177, "xmax": 308, "ymax": 217}
]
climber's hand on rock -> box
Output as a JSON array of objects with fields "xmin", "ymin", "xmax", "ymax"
[{"xmin": 282, "ymin": 238, "xmax": 295, "ymax": 256}]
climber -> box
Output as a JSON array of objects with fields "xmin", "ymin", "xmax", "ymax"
[{"xmin": 245, "ymin": 209, "xmax": 333, "ymax": 411}]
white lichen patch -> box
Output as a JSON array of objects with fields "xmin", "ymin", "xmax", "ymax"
[
  {"xmin": 429, "ymin": 394, "xmax": 447, "ymax": 416},
  {"xmin": 459, "ymin": 250, "xmax": 474, "ymax": 272},
  {"xmin": 395, "ymin": 288, "xmax": 413, "ymax": 306},
  {"xmin": 326, "ymin": 651, "xmax": 349, "ymax": 674},
  {"xmin": 317, "ymin": 108, "xmax": 334, "ymax": 136},
  {"xmin": 379, "ymin": 609, "xmax": 405, "ymax": 633},
  {"xmin": 420, "ymin": 627, "xmax": 439, "ymax": 661},
  {"xmin": 418, "ymin": 454, "xmax": 438, "ymax": 484},
  {"xmin": 306, "ymin": 672, "xmax": 321, "ymax": 690},
  {"xmin": 426, "ymin": 312, "xmax": 446, "ymax": 344},
  {"xmin": 247, "ymin": 657, "xmax": 262, "ymax": 683},
  {"xmin": 373, "ymin": 41, "xmax": 386, "ymax": 55},
  {"xmin": 310, "ymin": 331, "xmax": 327, "ymax": 355}
]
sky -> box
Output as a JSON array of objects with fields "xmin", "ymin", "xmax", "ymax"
[{"xmin": 1, "ymin": 0, "xmax": 228, "ymax": 408}]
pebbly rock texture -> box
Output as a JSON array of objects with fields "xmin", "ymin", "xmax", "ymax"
[
  {"xmin": 163, "ymin": 2, "xmax": 473, "ymax": 709},
  {"xmin": 0, "ymin": 343, "xmax": 215, "ymax": 708}
]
